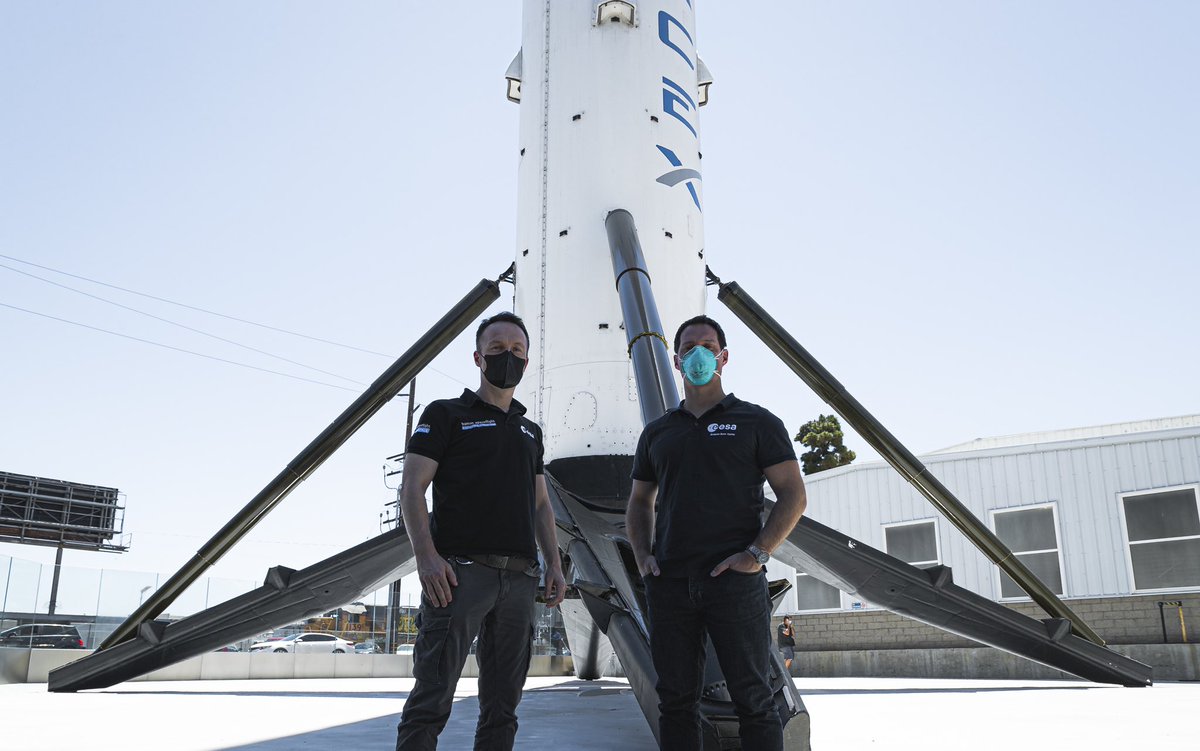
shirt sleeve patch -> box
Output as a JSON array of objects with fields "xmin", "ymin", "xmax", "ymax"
[{"xmin": 406, "ymin": 402, "xmax": 450, "ymax": 462}]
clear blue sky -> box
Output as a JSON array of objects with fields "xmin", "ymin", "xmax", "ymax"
[{"xmin": 2, "ymin": 2, "xmax": 1197, "ymax": 604}]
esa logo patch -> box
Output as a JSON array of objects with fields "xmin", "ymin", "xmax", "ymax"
[{"xmin": 707, "ymin": 423, "xmax": 737, "ymax": 436}]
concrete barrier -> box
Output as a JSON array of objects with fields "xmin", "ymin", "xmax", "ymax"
[
  {"xmin": 1116, "ymin": 644, "xmax": 1200, "ymax": 681},
  {"xmin": 789, "ymin": 643, "xmax": 1200, "ymax": 682},
  {"xmin": 0, "ymin": 648, "xmax": 576, "ymax": 684},
  {"xmin": 0, "ymin": 647, "xmax": 30, "ymax": 684},
  {"xmin": 14, "ymin": 645, "xmax": 1188, "ymax": 685},
  {"xmin": 199, "ymin": 651, "xmax": 252, "ymax": 681},
  {"xmin": 24, "ymin": 648, "xmax": 87, "ymax": 683}
]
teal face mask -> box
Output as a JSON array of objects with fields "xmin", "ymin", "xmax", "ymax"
[{"xmin": 680, "ymin": 346, "xmax": 721, "ymax": 386}]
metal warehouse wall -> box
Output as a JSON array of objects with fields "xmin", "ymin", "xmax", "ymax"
[{"xmin": 772, "ymin": 426, "xmax": 1200, "ymax": 612}]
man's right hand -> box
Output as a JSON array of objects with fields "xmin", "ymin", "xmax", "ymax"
[
  {"xmin": 417, "ymin": 553, "xmax": 459, "ymax": 607},
  {"xmin": 638, "ymin": 554, "xmax": 661, "ymax": 578}
]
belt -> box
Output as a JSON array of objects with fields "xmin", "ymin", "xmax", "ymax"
[{"xmin": 456, "ymin": 553, "xmax": 541, "ymax": 576}]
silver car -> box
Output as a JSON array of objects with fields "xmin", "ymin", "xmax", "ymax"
[{"xmin": 249, "ymin": 632, "xmax": 353, "ymax": 654}]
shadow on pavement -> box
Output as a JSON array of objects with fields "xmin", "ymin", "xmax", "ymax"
[
  {"xmin": 797, "ymin": 684, "xmax": 1100, "ymax": 696},
  {"xmin": 100, "ymin": 689, "xmax": 410, "ymax": 700},
  {"xmin": 213, "ymin": 683, "xmax": 657, "ymax": 751}
]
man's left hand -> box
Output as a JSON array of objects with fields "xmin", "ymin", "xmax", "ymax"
[
  {"xmin": 710, "ymin": 551, "xmax": 762, "ymax": 577},
  {"xmin": 543, "ymin": 566, "xmax": 567, "ymax": 608}
]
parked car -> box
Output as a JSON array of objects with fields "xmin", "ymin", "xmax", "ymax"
[
  {"xmin": 249, "ymin": 632, "xmax": 353, "ymax": 654},
  {"xmin": 394, "ymin": 644, "xmax": 415, "ymax": 656},
  {"xmin": 354, "ymin": 640, "xmax": 379, "ymax": 654},
  {"xmin": 0, "ymin": 624, "xmax": 85, "ymax": 649}
]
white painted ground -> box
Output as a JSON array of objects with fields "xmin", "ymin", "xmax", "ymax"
[
  {"xmin": 793, "ymin": 677, "xmax": 1198, "ymax": 750},
  {"xmin": 1, "ymin": 676, "xmax": 1196, "ymax": 750}
]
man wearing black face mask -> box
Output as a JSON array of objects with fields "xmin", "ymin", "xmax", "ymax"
[{"xmin": 395, "ymin": 311, "xmax": 566, "ymax": 751}]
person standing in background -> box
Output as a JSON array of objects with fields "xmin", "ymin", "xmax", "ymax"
[{"xmin": 777, "ymin": 615, "xmax": 796, "ymax": 673}]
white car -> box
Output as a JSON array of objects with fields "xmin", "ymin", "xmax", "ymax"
[
  {"xmin": 394, "ymin": 644, "xmax": 415, "ymax": 656},
  {"xmin": 249, "ymin": 632, "xmax": 354, "ymax": 654}
]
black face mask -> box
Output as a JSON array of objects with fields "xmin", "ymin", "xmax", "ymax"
[{"xmin": 482, "ymin": 351, "xmax": 527, "ymax": 389}]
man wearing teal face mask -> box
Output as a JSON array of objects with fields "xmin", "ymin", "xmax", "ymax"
[{"xmin": 627, "ymin": 315, "xmax": 808, "ymax": 751}]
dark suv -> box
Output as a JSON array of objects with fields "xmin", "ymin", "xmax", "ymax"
[{"xmin": 0, "ymin": 624, "xmax": 86, "ymax": 649}]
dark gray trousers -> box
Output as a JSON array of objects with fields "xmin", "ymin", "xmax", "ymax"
[{"xmin": 395, "ymin": 558, "xmax": 537, "ymax": 751}]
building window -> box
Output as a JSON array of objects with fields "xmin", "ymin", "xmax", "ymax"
[
  {"xmin": 1121, "ymin": 486, "xmax": 1200, "ymax": 591},
  {"xmin": 991, "ymin": 504, "xmax": 1064, "ymax": 599},
  {"xmin": 794, "ymin": 573, "xmax": 841, "ymax": 611},
  {"xmin": 883, "ymin": 520, "xmax": 939, "ymax": 568}
]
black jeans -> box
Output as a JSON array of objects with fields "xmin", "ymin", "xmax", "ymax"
[
  {"xmin": 396, "ymin": 558, "xmax": 537, "ymax": 751},
  {"xmin": 644, "ymin": 570, "xmax": 781, "ymax": 751}
]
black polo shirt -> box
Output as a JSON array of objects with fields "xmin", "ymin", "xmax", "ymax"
[
  {"xmin": 631, "ymin": 393, "xmax": 797, "ymax": 577},
  {"xmin": 406, "ymin": 388, "xmax": 543, "ymax": 559}
]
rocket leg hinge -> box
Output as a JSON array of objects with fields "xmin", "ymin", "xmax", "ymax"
[
  {"xmin": 138, "ymin": 620, "xmax": 168, "ymax": 646},
  {"xmin": 925, "ymin": 564, "xmax": 954, "ymax": 589},
  {"xmin": 496, "ymin": 263, "xmax": 516, "ymax": 286},
  {"xmin": 574, "ymin": 581, "xmax": 622, "ymax": 632},
  {"xmin": 265, "ymin": 566, "xmax": 297, "ymax": 591},
  {"xmin": 1043, "ymin": 618, "xmax": 1073, "ymax": 642}
]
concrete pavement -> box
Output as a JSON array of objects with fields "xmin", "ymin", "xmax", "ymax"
[{"xmin": 2, "ymin": 675, "xmax": 1197, "ymax": 750}]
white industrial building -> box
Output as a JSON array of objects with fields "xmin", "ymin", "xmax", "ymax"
[{"xmin": 767, "ymin": 415, "xmax": 1200, "ymax": 614}]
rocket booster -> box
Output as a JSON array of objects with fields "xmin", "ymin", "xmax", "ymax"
[{"xmin": 509, "ymin": 0, "xmax": 711, "ymax": 465}]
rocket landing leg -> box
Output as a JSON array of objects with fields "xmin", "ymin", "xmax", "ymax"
[
  {"xmin": 50, "ymin": 271, "xmax": 509, "ymax": 688},
  {"xmin": 710, "ymin": 268, "xmax": 1151, "ymax": 687},
  {"xmin": 547, "ymin": 472, "xmax": 812, "ymax": 751},
  {"xmin": 49, "ymin": 527, "xmax": 417, "ymax": 692}
]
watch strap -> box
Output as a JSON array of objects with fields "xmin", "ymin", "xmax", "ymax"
[{"xmin": 746, "ymin": 544, "xmax": 770, "ymax": 565}]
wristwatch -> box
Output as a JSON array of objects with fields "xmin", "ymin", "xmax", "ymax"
[{"xmin": 746, "ymin": 544, "xmax": 770, "ymax": 565}]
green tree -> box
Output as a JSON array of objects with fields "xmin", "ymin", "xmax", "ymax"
[{"xmin": 795, "ymin": 414, "xmax": 857, "ymax": 475}]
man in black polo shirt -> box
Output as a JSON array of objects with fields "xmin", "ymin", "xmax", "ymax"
[
  {"xmin": 395, "ymin": 311, "xmax": 566, "ymax": 751},
  {"xmin": 627, "ymin": 315, "xmax": 807, "ymax": 751}
]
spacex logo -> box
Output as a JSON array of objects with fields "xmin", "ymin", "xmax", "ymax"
[
  {"xmin": 656, "ymin": 145, "xmax": 702, "ymax": 212},
  {"xmin": 654, "ymin": 8, "xmax": 702, "ymax": 212},
  {"xmin": 520, "ymin": 425, "xmax": 536, "ymax": 439}
]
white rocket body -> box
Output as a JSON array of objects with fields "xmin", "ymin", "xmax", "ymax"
[{"xmin": 510, "ymin": 0, "xmax": 709, "ymax": 463}]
